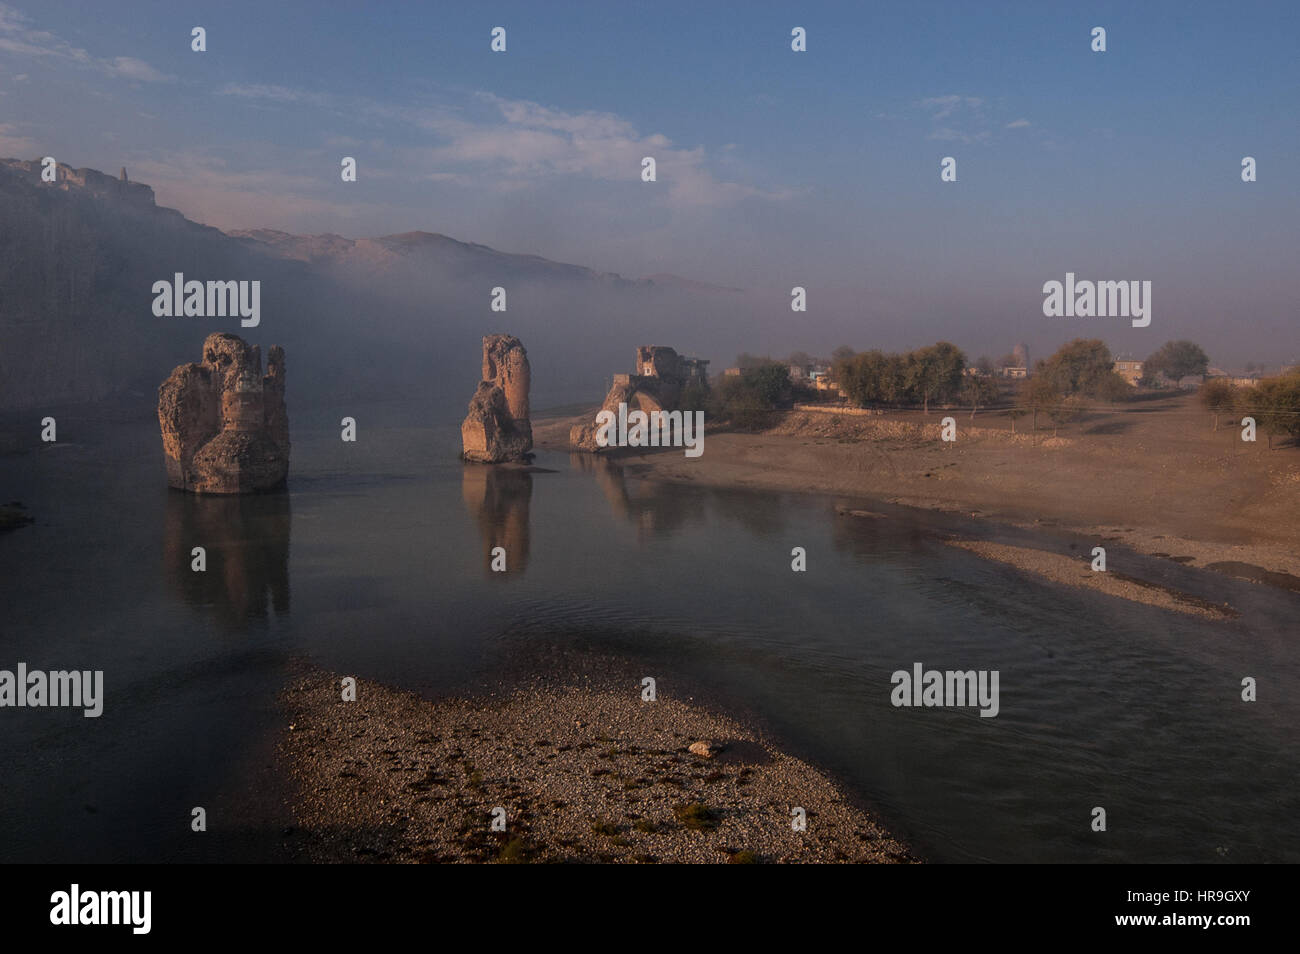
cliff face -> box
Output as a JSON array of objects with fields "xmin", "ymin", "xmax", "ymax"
[
  {"xmin": 461, "ymin": 335, "xmax": 533, "ymax": 463},
  {"xmin": 0, "ymin": 159, "xmax": 156, "ymax": 206},
  {"xmin": 0, "ymin": 158, "xmax": 271, "ymax": 409},
  {"xmin": 0, "ymin": 158, "xmax": 390, "ymax": 412},
  {"xmin": 158, "ymin": 333, "xmax": 289, "ymax": 493},
  {"xmin": 0, "ymin": 157, "xmax": 736, "ymax": 416}
]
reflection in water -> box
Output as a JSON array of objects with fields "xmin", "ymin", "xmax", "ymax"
[
  {"xmin": 830, "ymin": 506, "xmax": 931, "ymax": 564},
  {"xmin": 461, "ymin": 465, "xmax": 532, "ymax": 575},
  {"xmin": 568, "ymin": 453, "xmax": 711, "ymax": 537},
  {"xmin": 163, "ymin": 491, "xmax": 291, "ymax": 630}
]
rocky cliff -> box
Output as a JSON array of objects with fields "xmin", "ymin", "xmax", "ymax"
[
  {"xmin": 158, "ymin": 333, "xmax": 289, "ymax": 493},
  {"xmin": 461, "ymin": 335, "xmax": 533, "ymax": 463}
]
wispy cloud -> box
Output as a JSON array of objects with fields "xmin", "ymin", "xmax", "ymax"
[
  {"xmin": 0, "ymin": 3, "xmax": 172, "ymax": 82},
  {"xmin": 928, "ymin": 127, "xmax": 990, "ymax": 144},
  {"xmin": 105, "ymin": 56, "xmax": 170, "ymax": 83},
  {"xmin": 213, "ymin": 83, "xmax": 790, "ymax": 209},
  {"xmin": 920, "ymin": 95, "xmax": 984, "ymax": 121},
  {"xmin": 217, "ymin": 83, "xmax": 331, "ymax": 107},
  {"xmin": 1005, "ymin": 118, "xmax": 1031, "ymax": 129},
  {"xmin": 426, "ymin": 92, "xmax": 792, "ymax": 206}
]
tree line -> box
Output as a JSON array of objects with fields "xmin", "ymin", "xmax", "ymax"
[{"xmin": 1200, "ymin": 374, "xmax": 1300, "ymax": 448}]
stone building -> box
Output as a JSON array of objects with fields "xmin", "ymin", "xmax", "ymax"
[
  {"xmin": 1113, "ymin": 359, "xmax": 1144, "ymax": 386},
  {"xmin": 570, "ymin": 345, "xmax": 709, "ymax": 451}
]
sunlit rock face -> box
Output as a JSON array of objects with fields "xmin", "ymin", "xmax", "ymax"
[
  {"xmin": 461, "ymin": 334, "xmax": 533, "ymax": 463},
  {"xmin": 158, "ymin": 333, "xmax": 289, "ymax": 493}
]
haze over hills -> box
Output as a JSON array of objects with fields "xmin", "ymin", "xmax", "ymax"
[{"xmin": 0, "ymin": 159, "xmax": 756, "ymax": 417}]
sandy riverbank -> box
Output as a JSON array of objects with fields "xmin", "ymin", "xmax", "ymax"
[
  {"xmin": 534, "ymin": 393, "xmax": 1300, "ymax": 589},
  {"xmin": 278, "ymin": 665, "xmax": 915, "ymax": 864}
]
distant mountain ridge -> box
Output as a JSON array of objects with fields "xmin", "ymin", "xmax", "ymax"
[
  {"xmin": 0, "ymin": 158, "xmax": 750, "ymax": 412},
  {"xmin": 225, "ymin": 227, "xmax": 740, "ymax": 292}
]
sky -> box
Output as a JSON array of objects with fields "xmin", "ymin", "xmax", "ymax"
[{"xmin": 2, "ymin": 0, "xmax": 1298, "ymax": 367}]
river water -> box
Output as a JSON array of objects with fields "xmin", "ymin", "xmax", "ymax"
[{"xmin": 2, "ymin": 401, "xmax": 1296, "ymax": 863}]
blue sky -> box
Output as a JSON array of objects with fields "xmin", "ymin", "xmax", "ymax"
[{"xmin": 2, "ymin": 0, "xmax": 1298, "ymax": 364}]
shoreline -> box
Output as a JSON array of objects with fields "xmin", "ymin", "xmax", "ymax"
[
  {"xmin": 534, "ymin": 398, "xmax": 1300, "ymax": 596},
  {"xmin": 277, "ymin": 662, "xmax": 916, "ymax": 864}
]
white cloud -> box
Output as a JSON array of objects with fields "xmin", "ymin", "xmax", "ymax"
[
  {"xmin": 1005, "ymin": 118, "xmax": 1031, "ymax": 129},
  {"xmin": 920, "ymin": 95, "xmax": 984, "ymax": 120},
  {"xmin": 105, "ymin": 56, "xmax": 170, "ymax": 83},
  {"xmin": 220, "ymin": 84, "xmax": 792, "ymax": 209},
  {"xmin": 0, "ymin": 4, "xmax": 171, "ymax": 81},
  {"xmin": 217, "ymin": 83, "xmax": 330, "ymax": 106},
  {"xmin": 416, "ymin": 92, "xmax": 791, "ymax": 207}
]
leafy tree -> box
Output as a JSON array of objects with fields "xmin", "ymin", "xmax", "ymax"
[
  {"xmin": 962, "ymin": 375, "xmax": 1000, "ymax": 419},
  {"xmin": 1038, "ymin": 339, "xmax": 1115, "ymax": 397},
  {"xmin": 1199, "ymin": 378, "xmax": 1237, "ymax": 431},
  {"xmin": 746, "ymin": 363, "xmax": 794, "ymax": 407},
  {"xmin": 1006, "ymin": 405, "xmax": 1029, "ymax": 433},
  {"xmin": 708, "ymin": 366, "xmax": 791, "ymax": 430},
  {"xmin": 831, "ymin": 345, "xmax": 856, "ymax": 365},
  {"xmin": 1145, "ymin": 340, "xmax": 1209, "ymax": 383},
  {"xmin": 975, "ymin": 355, "xmax": 995, "ymax": 376},
  {"xmin": 734, "ymin": 352, "xmax": 773, "ymax": 371},
  {"xmin": 1246, "ymin": 374, "xmax": 1300, "ymax": 449},
  {"xmin": 784, "ymin": 350, "xmax": 814, "ymax": 371},
  {"xmin": 905, "ymin": 341, "xmax": 966, "ymax": 413},
  {"xmin": 1017, "ymin": 376, "xmax": 1064, "ymax": 435},
  {"xmin": 1092, "ymin": 371, "xmax": 1133, "ymax": 403},
  {"xmin": 839, "ymin": 350, "xmax": 902, "ymax": 407},
  {"xmin": 1045, "ymin": 395, "xmax": 1085, "ymax": 435}
]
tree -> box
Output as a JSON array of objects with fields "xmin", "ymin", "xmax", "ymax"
[
  {"xmin": 708, "ymin": 364, "xmax": 794, "ymax": 429},
  {"xmin": 1038, "ymin": 339, "xmax": 1115, "ymax": 396},
  {"xmin": 784, "ymin": 351, "xmax": 814, "ymax": 372},
  {"xmin": 745, "ymin": 363, "xmax": 794, "ymax": 407},
  {"xmin": 735, "ymin": 352, "xmax": 773, "ymax": 371},
  {"xmin": 838, "ymin": 350, "xmax": 904, "ymax": 408},
  {"xmin": 975, "ymin": 355, "xmax": 995, "ymax": 376},
  {"xmin": 831, "ymin": 345, "xmax": 856, "ymax": 365},
  {"xmin": 1092, "ymin": 370, "xmax": 1133, "ymax": 403},
  {"xmin": 1247, "ymin": 374, "xmax": 1300, "ymax": 449},
  {"xmin": 1046, "ymin": 395, "xmax": 1085, "ymax": 436},
  {"xmin": 905, "ymin": 341, "xmax": 966, "ymax": 413},
  {"xmin": 1018, "ymin": 376, "xmax": 1064, "ymax": 437},
  {"xmin": 1006, "ymin": 405, "xmax": 1028, "ymax": 434},
  {"xmin": 1145, "ymin": 340, "xmax": 1209, "ymax": 384},
  {"xmin": 1199, "ymin": 378, "xmax": 1237, "ymax": 431},
  {"xmin": 962, "ymin": 375, "xmax": 1000, "ymax": 419}
]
